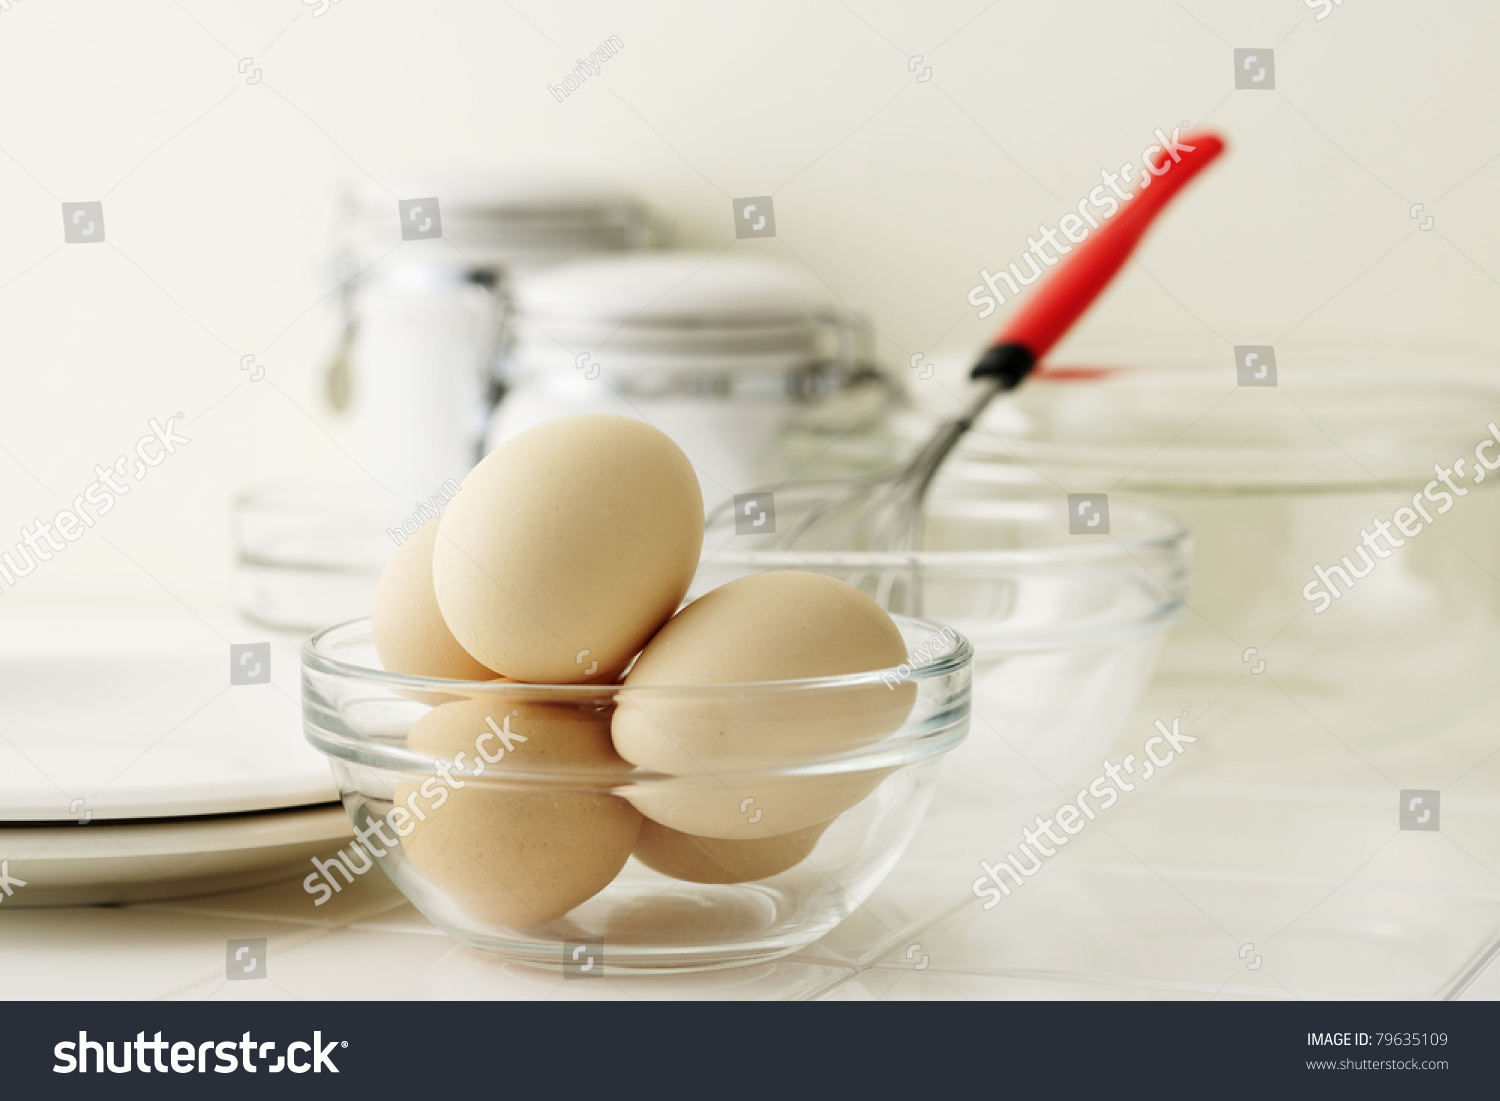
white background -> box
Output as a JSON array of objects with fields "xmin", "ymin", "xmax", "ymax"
[{"xmin": 2, "ymin": 0, "xmax": 1498, "ymax": 604}]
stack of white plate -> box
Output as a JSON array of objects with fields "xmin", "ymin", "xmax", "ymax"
[{"xmin": 0, "ymin": 603, "xmax": 351, "ymax": 906}]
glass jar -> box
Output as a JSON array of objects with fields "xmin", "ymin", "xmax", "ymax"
[
  {"xmin": 331, "ymin": 174, "xmax": 651, "ymax": 501},
  {"xmin": 232, "ymin": 177, "xmax": 650, "ymax": 631},
  {"xmin": 487, "ymin": 252, "xmax": 894, "ymax": 511}
]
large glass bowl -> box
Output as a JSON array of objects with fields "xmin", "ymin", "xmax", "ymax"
[
  {"xmin": 931, "ymin": 351, "xmax": 1500, "ymax": 752},
  {"xmin": 302, "ymin": 615, "xmax": 970, "ymax": 972}
]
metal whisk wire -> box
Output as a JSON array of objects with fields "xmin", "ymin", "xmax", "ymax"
[{"xmin": 778, "ymin": 378, "xmax": 1001, "ymax": 553}]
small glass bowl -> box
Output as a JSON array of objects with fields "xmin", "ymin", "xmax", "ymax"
[
  {"xmin": 233, "ymin": 481, "xmax": 392, "ymax": 633},
  {"xmin": 302, "ymin": 616, "xmax": 971, "ymax": 972}
]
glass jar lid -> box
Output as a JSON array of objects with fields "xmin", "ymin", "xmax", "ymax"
[
  {"xmin": 346, "ymin": 171, "xmax": 650, "ymax": 275},
  {"xmin": 515, "ymin": 252, "xmax": 838, "ymax": 332},
  {"xmin": 509, "ymin": 252, "xmax": 875, "ymax": 395}
]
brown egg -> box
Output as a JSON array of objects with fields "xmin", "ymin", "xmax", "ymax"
[
  {"xmin": 395, "ymin": 693, "xmax": 641, "ymax": 928},
  {"xmin": 612, "ymin": 570, "xmax": 917, "ymax": 838},
  {"xmin": 371, "ymin": 518, "xmax": 494, "ymax": 681},
  {"xmin": 632, "ymin": 817, "xmax": 831, "ymax": 884},
  {"xmin": 431, "ymin": 415, "xmax": 703, "ymax": 683}
]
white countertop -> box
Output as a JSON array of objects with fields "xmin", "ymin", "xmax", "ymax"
[
  {"xmin": 3, "ymin": 588, "xmax": 1498, "ymax": 999},
  {"xmin": 6, "ymin": 671, "xmax": 1499, "ymax": 1000}
]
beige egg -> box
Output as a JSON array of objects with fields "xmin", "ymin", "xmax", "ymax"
[
  {"xmin": 431, "ymin": 415, "xmax": 703, "ymax": 683},
  {"xmin": 612, "ymin": 570, "xmax": 917, "ymax": 838},
  {"xmin": 632, "ymin": 816, "xmax": 830, "ymax": 884},
  {"xmin": 372, "ymin": 518, "xmax": 495, "ymax": 681},
  {"xmin": 395, "ymin": 693, "xmax": 641, "ymax": 928}
]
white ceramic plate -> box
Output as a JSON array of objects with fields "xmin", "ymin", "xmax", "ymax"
[
  {"xmin": 0, "ymin": 604, "xmax": 338, "ymax": 822},
  {"xmin": 0, "ymin": 804, "xmax": 354, "ymax": 906}
]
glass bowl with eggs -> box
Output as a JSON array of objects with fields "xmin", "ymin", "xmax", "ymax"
[
  {"xmin": 301, "ymin": 414, "xmax": 972, "ymax": 971},
  {"xmin": 303, "ymin": 610, "xmax": 969, "ymax": 971}
]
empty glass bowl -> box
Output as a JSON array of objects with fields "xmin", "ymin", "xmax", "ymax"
[
  {"xmin": 698, "ymin": 484, "xmax": 1191, "ymax": 792},
  {"xmin": 302, "ymin": 615, "xmax": 971, "ymax": 972},
  {"xmin": 233, "ymin": 481, "xmax": 393, "ymax": 632},
  {"xmin": 941, "ymin": 352, "xmax": 1500, "ymax": 753}
]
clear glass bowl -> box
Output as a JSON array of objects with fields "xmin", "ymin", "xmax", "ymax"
[
  {"xmin": 933, "ymin": 352, "xmax": 1500, "ymax": 751},
  {"xmin": 233, "ymin": 481, "xmax": 392, "ymax": 633},
  {"xmin": 699, "ymin": 485, "xmax": 1190, "ymax": 792},
  {"xmin": 302, "ymin": 616, "xmax": 971, "ymax": 972}
]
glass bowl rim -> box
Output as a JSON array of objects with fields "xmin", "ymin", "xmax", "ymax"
[
  {"xmin": 303, "ymin": 614, "xmax": 972, "ymax": 697},
  {"xmin": 302, "ymin": 616, "xmax": 971, "ymax": 780},
  {"xmin": 233, "ymin": 479, "xmax": 391, "ymax": 515},
  {"xmin": 702, "ymin": 489, "xmax": 1190, "ymax": 571},
  {"xmin": 936, "ymin": 357, "xmax": 1500, "ymax": 492}
]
